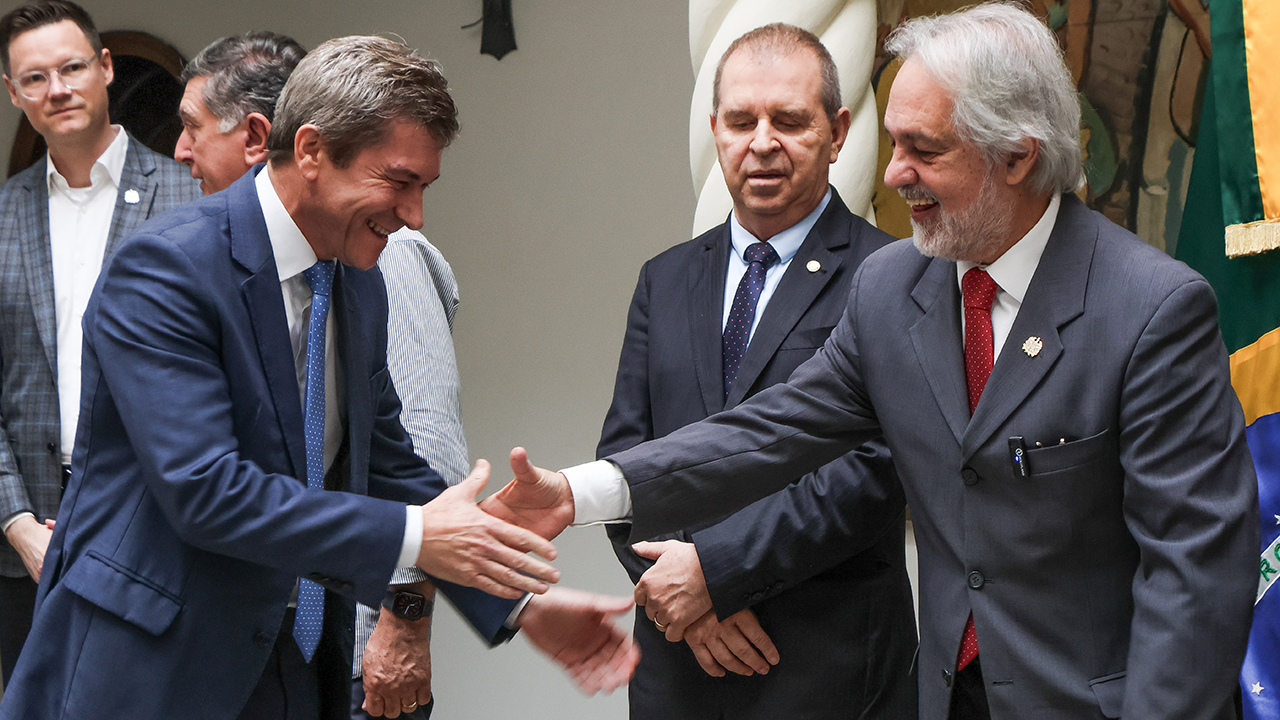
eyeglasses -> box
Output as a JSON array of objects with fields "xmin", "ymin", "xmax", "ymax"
[{"xmin": 11, "ymin": 55, "xmax": 98, "ymax": 101}]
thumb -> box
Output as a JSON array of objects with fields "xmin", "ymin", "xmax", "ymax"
[
  {"xmin": 595, "ymin": 594, "xmax": 635, "ymax": 616},
  {"xmin": 456, "ymin": 459, "xmax": 491, "ymax": 499},
  {"xmin": 509, "ymin": 446, "xmax": 538, "ymax": 482},
  {"xmin": 631, "ymin": 540, "xmax": 669, "ymax": 560}
]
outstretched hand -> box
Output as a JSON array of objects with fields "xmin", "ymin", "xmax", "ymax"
[
  {"xmin": 516, "ymin": 586, "xmax": 641, "ymax": 695},
  {"xmin": 633, "ymin": 539, "xmax": 712, "ymax": 641},
  {"xmin": 417, "ymin": 459, "xmax": 561, "ymax": 599},
  {"xmin": 479, "ymin": 448, "xmax": 575, "ymax": 541}
]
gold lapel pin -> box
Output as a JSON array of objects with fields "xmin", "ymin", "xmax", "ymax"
[
  {"xmin": 806, "ymin": 260, "xmax": 821, "ymax": 273},
  {"xmin": 124, "ymin": 189, "xmax": 140, "ymax": 205},
  {"xmin": 1022, "ymin": 336, "xmax": 1043, "ymax": 357}
]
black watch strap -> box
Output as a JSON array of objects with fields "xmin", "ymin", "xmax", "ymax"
[{"xmin": 382, "ymin": 589, "xmax": 433, "ymax": 621}]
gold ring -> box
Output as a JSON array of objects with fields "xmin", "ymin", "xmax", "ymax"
[
  {"xmin": 403, "ymin": 701, "xmax": 418, "ymax": 711},
  {"xmin": 654, "ymin": 620, "xmax": 668, "ymax": 631}
]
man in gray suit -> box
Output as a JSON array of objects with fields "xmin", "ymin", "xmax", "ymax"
[
  {"xmin": 488, "ymin": 5, "xmax": 1259, "ymax": 720},
  {"xmin": 0, "ymin": 0, "xmax": 198, "ymax": 682}
]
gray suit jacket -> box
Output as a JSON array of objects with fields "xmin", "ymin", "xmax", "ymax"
[
  {"xmin": 610, "ymin": 194, "xmax": 1258, "ymax": 720},
  {"xmin": 0, "ymin": 132, "xmax": 199, "ymax": 576}
]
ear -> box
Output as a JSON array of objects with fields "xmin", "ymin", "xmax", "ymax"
[
  {"xmin": 99, "ymin": 48, "xmax": 113, "ymax": 88},
  {"xmin": 709, "ymin": 111, "xmax": 718, "ymax": 135},
  {"xmin": 1004, "ymin": 137, "xmax": 1040, "ymax": 187},
  {"xmin": 242, "ymin": 112, "xmax": 271, "ymax": 165},
  {"xmin": 829, "ymin": 106, "xmax": 852, "ymax": 163},
  {"xmin": 293, "ymin": 124, "xmax": 325, "ymax": 180},
  {"xmin": 4, "ymin": 75, "xmax": 18, "ymax": 108}
]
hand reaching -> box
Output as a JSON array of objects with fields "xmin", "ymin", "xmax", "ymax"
[
  {"xmin": 632, "ymin": 539, "xmax": 712, "ymax": 641},
  {"xmin": 417, "ymin": 459, "xmax": 560, "ymax": 598},
  {"xmin": 516, "ymin": 586, "xmax": 641, "ymax": 695},
  {"xmin": 480, "ymin": 447, "xmax": 575, "ymax": 540},
  {"xmin": 683, "ymin": 609, "xmax": 779, "ymax": 677}
]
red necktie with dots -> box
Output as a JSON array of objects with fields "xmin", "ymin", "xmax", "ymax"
[{"xmin": 958, "ymin": 267, "xmax": 997, "ymax": 671}]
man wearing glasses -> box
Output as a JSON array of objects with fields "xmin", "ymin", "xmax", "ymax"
[{"xmin": 0, "ymin": 0, "xmax": 197, "ymax": 682}]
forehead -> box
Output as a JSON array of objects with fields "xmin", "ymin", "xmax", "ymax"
[
  {"xmin": 7, "ymin": 20, "xmax": 94, "ymax": 72},
  {"xmin": 883, "ymin": 56, "xmax": 956, "ymax": 140},
  {"xmin": 179, "ymin": 77, "xmax": 212, "ymax": 117},
  {"xmin": 717, "ymin": 47, "xmax": 825, "ymax": 115},
  {"xmin": 351, "ymin": 120, "xmax": 443, "ymax": 179}
]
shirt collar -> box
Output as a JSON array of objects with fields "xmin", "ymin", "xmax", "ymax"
[
  {"xmin": 255, "ymin": 165, "xmax": 318, "ymax": 282},
  {"xmin": 956, "ymin": 193, "xmax": 1061, "ymax": 302},
  {"xmin": 729, "ymin": 187, "xmax": 832, "ymax": 265},
  {"xmin": 45, "ymin": 124, "xmax": 127, "ymax": 192}
]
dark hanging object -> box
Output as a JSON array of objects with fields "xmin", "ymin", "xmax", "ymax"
[{"xmin": 462, "ymin": 0, "xmax": 517, "ymax": 60}]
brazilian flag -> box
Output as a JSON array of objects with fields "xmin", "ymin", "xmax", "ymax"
[{"xmin": 1178, "ymin": 2, "xmax": 1280, "ymax": 717}]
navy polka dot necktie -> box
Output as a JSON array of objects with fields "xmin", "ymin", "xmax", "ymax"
[
  {"xmin": 722, "ymin": 242, "xmax": 778, "ymax": 398},
  {"xmin": 294, "ymin": 259, "xmax": 335, "ymax": 662}
]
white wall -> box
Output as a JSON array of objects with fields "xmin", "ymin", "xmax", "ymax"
[{"xmin": 0, "ymin": 0, "xmax": 695, "ymax": 716}]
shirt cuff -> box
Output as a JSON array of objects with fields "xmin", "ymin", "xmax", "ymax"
[
  {"xmin": 397, "ymin": 505, "xmax": 422, "ymax": 569},
  {"xmin": 560, "ymin": 460, "xmax": 632, "ymax": 525},
  {"xmin": 1, "ymin": 511, "xmax": 34, "ymax": 534},
  {"xmin": 505, "ymin": 592, "xmax": 534, "ymax": 628}
]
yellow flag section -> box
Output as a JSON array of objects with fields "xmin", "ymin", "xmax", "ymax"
[{"xmin": 1224, "ymin": 0, "xmax": 1280, "ymax": 256}]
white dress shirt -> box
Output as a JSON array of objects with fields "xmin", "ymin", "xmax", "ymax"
[
  {"xmin": 564, "ymin": 193, "xmax": 1062, "ymax": 524},
  {"xmin": 254, "ymin": 168, "xmax": 421, "ymax": 569},
  {"xmin": 49, "ymin": 126, "xmax": 127, "ymax": 465}
]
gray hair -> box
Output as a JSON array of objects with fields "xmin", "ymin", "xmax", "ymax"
[
  {"xmin": 266, "ymin": 35, "xmax": 458, "ymax": 168},
  {"xmin": 884, "ymin": 2, "xmax": 1083, "ymax": 195},
  {"xmin": 182, "ymin": 31, "xmax": 306, "ymax": 134},
  {"xmin": 712, "ymin": 23, "xmax": 842, "ymax": 126}
]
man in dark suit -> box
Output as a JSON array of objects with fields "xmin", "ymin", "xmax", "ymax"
[
  {"xmin": 491, "ymin": 5, "xmax": 1259, "ymax": 720},
  {"xmin": 0, "ymin": 35, "xmax": 634, "ymax": 720},
  {"xmin": 597, "ymin": 24, "xmax": 914, "ymax": 719},
  {"xmin": 0, "ymin": 0, "xmax": 199, "ymax": 684}
]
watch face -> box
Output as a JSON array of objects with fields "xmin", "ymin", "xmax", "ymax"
[{"xmin": 394, "ymin": 592, "xmax": 425, "ymax": 620}]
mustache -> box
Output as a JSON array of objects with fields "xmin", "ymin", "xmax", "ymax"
[{"xmin": 898, "ymin": 186, "xmax": 938, "ymax": 203}]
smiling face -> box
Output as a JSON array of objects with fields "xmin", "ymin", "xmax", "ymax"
[
  {"xmin": 712, "ymin": 47, "xmax": 849, "ymax": 241},
  {"xmin": 4, "ymin": 20, "xmax": 112, "ymax": 148},
  {"xmin": 297, "ymin": 119, "xmax": 442, "ymax": 270},
  {"xmin": 883, "ymin": 56, "xmax": 1023, "ymax": 264},
  {"xmin": 175, "ymin": 77, "xmax": 253, "ymax": 195}
]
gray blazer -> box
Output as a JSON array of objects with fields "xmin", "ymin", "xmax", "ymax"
[
  {"xmin": 0, "ymin": 133, "xmax": 199, "ymax": 576},
  {"xmin": 610, "ymin": 194, "xmax": 1258, "ymax": 720}
]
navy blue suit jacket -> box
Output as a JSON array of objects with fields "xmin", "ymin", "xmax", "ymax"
[
  {"xmin": 0, "ymin": 170, "xmax": 512, "ymax": 720},
  {"xmin": 599, "ymin": 191, "xmax": 916, "ymax": 719}
]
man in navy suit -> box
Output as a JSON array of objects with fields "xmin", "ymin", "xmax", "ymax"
[
  {"xmin": 597, "ymin": 24, "xmax": 915, "ymax": 719},
  {"xmin": 0, "ymin": 35, "xmax": 634, "ymax": 720},
  {"xmin": 490, "ymin": 5, "xmax": 1258, "ymax": 720}
]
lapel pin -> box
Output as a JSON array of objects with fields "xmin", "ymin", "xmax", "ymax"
[
  {"xmin": 124, "ymin": 189, "xmax": 140, "ymax": 205},
  {"xmin": 806, "ymin": 260, "xmax": 821, "ymax": 273},
  {"xmin": 1022, "ymin": 336, "xmax": 1043, "ymax": 357}
]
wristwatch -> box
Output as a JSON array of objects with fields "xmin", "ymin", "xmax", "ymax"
[{"xmin": 382, "ymin": 589, "xmax": 433, "ymax": 621}]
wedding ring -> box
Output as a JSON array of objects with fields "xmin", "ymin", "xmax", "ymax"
[
  {"xmin": 403, "ymin": 701, "xmax": 418, "ymax": 711},
  {"xmin": 654, "ymin": 620, "xmax": 668, "ymax": 631}
]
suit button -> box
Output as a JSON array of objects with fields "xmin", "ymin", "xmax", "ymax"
[
  {"xmin": 961, "ymin": 468, "xmax": 979, "ymax": 486},
  {"xmin": 942, "ymin": 669, "xmax": 954, "ymax": 687},
  {"xmin": 254, "ymin": 631, "xmax": 273, "ymax": 647},
  {"xmin": 968, "ymin": 571, "xmax": 985, "ymax": 589},
  {"xmin": 46, "ymin": 442, "xmax": 57, "ymax": 454}
]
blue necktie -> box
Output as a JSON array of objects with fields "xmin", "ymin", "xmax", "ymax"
[
  {"xmin": 293, "ymin": 260, "xmax": 335, "ymax": 662},
  {"xmin": 722, "ymin": 242, "xmax": 778, "ymax": 397}
]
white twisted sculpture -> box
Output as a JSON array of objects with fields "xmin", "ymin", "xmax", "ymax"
[{"xmin": 689, "ymin": 0, "xmax": 880, "ymax": 235}]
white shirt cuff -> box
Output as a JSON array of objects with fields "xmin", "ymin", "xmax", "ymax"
[
  {"xmin": 397, "ymin": 505, "xmax": 422, "ymax": 569},
  {"xmin": 505, "ymin": 592, "xmax": 534, "ymax": 628},
  {"xmin": 1, "ymin": 511, "xmax": 34, "ymax": 534},
  {"xmin": 560, "ymin": 460, "xmax": 632, "ymax": 525}
]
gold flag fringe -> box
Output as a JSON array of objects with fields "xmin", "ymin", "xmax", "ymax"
[{"xmin": 1226, "ymin": 219, "xmax": 1280, "ymax": 257}]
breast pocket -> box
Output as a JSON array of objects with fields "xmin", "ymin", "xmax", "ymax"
[{"xmin": 1024, "ymin": 428, "xmax": 1115, "ymax": 477}]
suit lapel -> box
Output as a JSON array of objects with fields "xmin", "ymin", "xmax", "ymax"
[
  {"xmin": 725, "ymin": 201, "xmax": 849, "ymax": 408},
  {"xmin": 961, "ymin": 195, "xmax": 1093, "ymax": 458},
  {"xmin": 231, "ymin": 171, "xmax": 307, "ymax": 480},
  {"xmin": 336, "ymin": 265, "xmax": 370, "ymax": 495},
  {"xmin": 16, "ymin": 159, "xmax": 58, "ymax": 375},
  {"xmin": 910, "ymin": 256, "xmax": 971, "ymax": 444},
  {"xmin": 104, "ymin": 134, "xmax": 158, "ymax": 258},
  {"xmin": 689, "ymin": 223, "xmax": 730, "ymax": 416}
]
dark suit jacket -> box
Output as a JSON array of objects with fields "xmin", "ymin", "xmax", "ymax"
[
  {"xmin": 0, "ymin": 133, "xmax": 200, "ymax": 577},
  {"xmin": 609, "ymin": 195, "xmax": 1258, "ymax": 720},
  {"xmin": 0, "ymin": 169, "xmax": 513, "ymax": 720},
  {"xmin": 599, "ymin": 191, "xmax": 916, "ymax": 719}
]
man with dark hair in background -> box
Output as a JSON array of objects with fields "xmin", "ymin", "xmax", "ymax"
[
  {"xmin": 598, "ymin": 22, "xmax": 916, "ymax": 720},
  {"xmin": 0, "ymin": 0, "xmax": 198, "ymax": 683}
]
